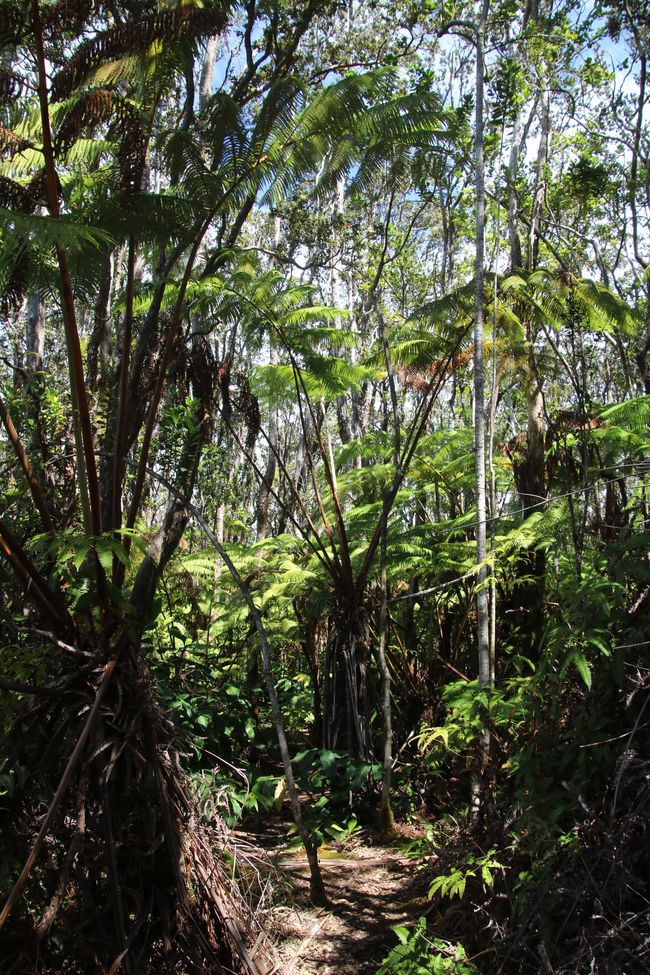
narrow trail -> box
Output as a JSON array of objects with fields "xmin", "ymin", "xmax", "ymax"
[{"xmin": 241, "ymin": 823, "xmax": 432, "ymax": 975}]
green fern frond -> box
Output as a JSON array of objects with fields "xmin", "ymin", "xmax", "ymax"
[
  {"xmin": 0, "ymin": 206, "xmax": 114, "ymax": 252},
  {"xmin": 51, "ymin": 3, "xmax": 229, "ymax": 102},
  {"xmin": 598, "ymin": 396, "xmax": 650, "ymax": 441}
]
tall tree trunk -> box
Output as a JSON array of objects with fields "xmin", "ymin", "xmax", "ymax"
[
  {"xmin": 199, "ymin": 35, "xmax": 219, "ymax": 107},
  {"xmin": 470, "ymin": 0, "xmax": 491, "ymax": 821},
  {"xmin": 26, "ymin": 292, "xmax": 45, "ymax": 374},
  {"xmin": 514, "ymin": 86, "xmax": 550, "ymax": 648},
  {"xmin": 86, "ymin": 250, "xmax": 113, "ymax": 392},
  {"xmin": 323, "ymin": 606, "xmax": 372, "ymax": 761},
  {"xmin": 256, "ymin": 344, "xmax": 278, "ymax": 542},
  {"xmin": 473, "ymin": 1, "xmax": 490, "ymax": 692}
]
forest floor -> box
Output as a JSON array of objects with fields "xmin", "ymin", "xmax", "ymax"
[{"xmin": 238, "ymin": 820, "xmax": 432, "ymax": 975}]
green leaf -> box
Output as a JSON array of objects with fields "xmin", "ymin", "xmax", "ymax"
[
  {"xmin": 571, "ymin": 651, "xmax": 592, "ymax": 689},
  {"xmin": 392, "ymin": 924, "xmax": 410, "ymax": 945},
  {"xmin": 72, "ymin": 542, "xmax": 91, "ymax": 571},
  {"xmin": 319, "ymin": 749, "xmax": 339, "ymax": 775}
]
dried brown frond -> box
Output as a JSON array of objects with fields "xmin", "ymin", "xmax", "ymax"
[
  {"xmin": 173, "ymin": 340, "xmax": 190, "ymax": 400},
  {"xmin": 239, "ymin": 385, "xmax": 260, "ymax": 450},
  {"xmin": 0, "ymin": 65, "xmax": 30, "ymax": 104},
  {"xmin": 41, "ymin": 0, "xmax": 98, "ymax": 38},
  {"xmin": 189, "ymin": 334, "xmax": 218, "ymax": 432},
  {"xmin": 547, "ymin": 408, "xmax": 601, "ymax": 438},
  {"xmin": 395, "ymin": 368, "xmax": 429, "ymax": 393},
  {"xmin": 396, "ymin": 348, "xmax": 474, "ymax": 393},
  {"xmin": 217, "ymin": 359, "xmax": 232, "ymax": 423},
  {"xmin": 0, "ymin": 2, "xmax": 27, "ymax": 46},
  {"xmin": 0, "ymin": 126, "xmax": 34, "ymax": 160},
  {"xmin": 0, "ymin": 174, "xmax": 38, "ymax": 213},
  {"xmin": 51, "ymin": 5, "xmax": 229, "ymax": 101},
  {"xmin": 558, "ymin": 270, "xmax": 578, "ymax": 288},
  {"xmin": 54, "ymin": 86, "xmax": 116, "ymax": 154},
  {"xmin": 0, "ymin": 250, "xmax": 29, "ymax": 314},
  {"xmin": 114, "ymin": 112, "xmax": 147, "ymax": 194},
  {"xmin": 55, "ymin": 87, "xmax": 148, "ymax": 193},
  {"xmin": 501, "ymin": 431, "xmax": 526, "ymax": 462},
  {"xmin": 25, "ymin": 168, "xmax": 50, "ymax": 209}
]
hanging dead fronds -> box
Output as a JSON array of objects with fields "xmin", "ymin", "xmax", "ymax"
[
  {"xmin": 396, "ymin": 347, "xmax": 475, "ymax": 393},
  {"xmin": 216, "ymin": 359, "xmax": 232, "ymax": 422},
  {"xmin": 0, "ymin": 175, "xmax": 38, "ymax": 214},
  {"xmin": 0, "ymin": 65, "xmax": 29, "ymax": 104},
  {"xmin": 0, "ymin": 248, "xmax": 29, "ymax": 313},
  {"xmin": 189, "ymin": 334, "xmax": 218, "ymax": 432},
  {"xmin": 41, "ymin": 0, "xmax": 97, "ymax": 38},
  {"xmin": 0, "ymin": 634, "xmax": 276, "ymax": 974},
  {"xmin": 0, "ymin": 127, "xmax": 34, "ymax": 160},
  {"xmin": 51, "ymin": 5, "xmax": 229, "ymax": 102},
  {"xmin": 114, "ymin": 111, "xmax": 147, "ymax": 195},
  {"xmin": 55, "ymin": 87, "xmax": 148, "ymax": 193},
  {"xmin": 0, "ymin": 1, "xmax": 27, "ymax": 46},
  {"xmin": 237, "ymin": 375, "xmax": 261, "ymax": 450},
  {"xmin": 55, "ymin": 86, "xmax": 116, "ymax": 154}
]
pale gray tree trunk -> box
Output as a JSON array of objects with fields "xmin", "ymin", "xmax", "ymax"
[
  {"xmin": 256, "ymin": 343, "xmax": 278, "ymax": 543},
  {"xmin": 26, "ymin": 293, "xmax": 45, "ymax": 374},
  {"xmin": 473, "ymin": 0, "xmax": 490, "ymax": 692},
  {"xmin": 470, "ymin": 0, "xmax": 491, "ymax": 820},
  {"xmin": 199, "ymin": 35, "xmax": 219, "ymax": 107}
]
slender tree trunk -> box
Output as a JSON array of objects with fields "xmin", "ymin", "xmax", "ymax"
[
  {"xmin": 377, "ymin": 515, "xmax": 394, "ymax": 837},
  {"xmin": 637, "ymin": 292, "xmax": 650, "ymax": 394},
  {"xmin": 86, "ymin": 251, "xmax": 113, "ymax": 392},
  {"xmin": 303, "ymin": 613, "xmax": 324, "ymax": 747},
  {"xmin": 471, "ymin": 0, "xmax": 491, "ymax": 821},
  {"xmin": 256, "ymin": 343, "xmax": 278, "ymax": 542},
  {"xmin": 26, "ymin": 292, "xmax": 45, "ymax": 374},
  {"xmin": 473, "ymin": 1, "xmax": 490, "ymax": 691},
  {"xmin": 199, "ymin": 35, "xmax": 219, "ymax": 107}
]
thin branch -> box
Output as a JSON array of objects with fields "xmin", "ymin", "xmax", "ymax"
[
  {"xmin": 0, "ymin": 518, "xmax": 72, "ymax": 630},
  {"xmin": 110, "ymin": 235, "xmax": 136, "ymax": 540},
  {"xmin": 390, "ymin": 571, "xmax": 476, "ymax": 603},
  {"xmin": 0, "ymin": 392, "xmax": 56, "ymax": 536},
  {"xmin": 213, "ymin": 410, "xmax": 336, "ymax": 576},
  {"xmin": 122, "ymin": 216, "xmax": 213, "ymax": 565},
  {"xmin": 355, "ymin": 323, "xmax": 471, "ymax": 598}
]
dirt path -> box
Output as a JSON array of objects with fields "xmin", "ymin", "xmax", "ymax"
[{"xmin": 246, "ymin": 827, "xmax": 431, "ymax": 975}]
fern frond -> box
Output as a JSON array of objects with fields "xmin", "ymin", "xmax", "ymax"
[
  {"xmin": 0, "ymin": 243, "xmax": 29, "ymax": 312},
  {"xmin": 412, "ymin": 279, "xmax": 476, "ymax": 326},
  {"xmin": 573, "ymin": 278, "xmax": 635, "ymax": 334},
  {"xmin": 599, "ymin": 396, "xmax": 650, "ymax": 432},
  {"xmin": 51, "ymin": 4, "xmax": 229, "ymax": 101},
  {"xmin": 283, "ymin": 306, "xmax": 351, "ymax": 329},
  {"xmin": 54, "ymin": 87, "xmax": 144, "ymax": 158},
  {"xmin": 249, "ymin": 75, "xmax": 307, "ymax": 156},
  {"xmin": 0, "ymin": 206, "xmax": 114, "ymax": 252}
]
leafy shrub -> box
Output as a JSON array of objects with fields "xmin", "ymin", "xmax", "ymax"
[
  {"xmin": 376, "ymin": 919, "xmax": 478, "ymax": 974},
  {"xmin": 292, "ymin": 747, "xmax": 382, "ymax": 844}
]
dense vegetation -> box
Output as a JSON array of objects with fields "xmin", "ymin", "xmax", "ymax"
[{"xmin": 0, "ymin": 0, "xmax": 648, "ymax": 972}]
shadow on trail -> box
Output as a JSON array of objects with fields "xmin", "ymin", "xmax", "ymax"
[{"xmin": 283, "ymin": 851, "xmax": 429, "ymax": 974}]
